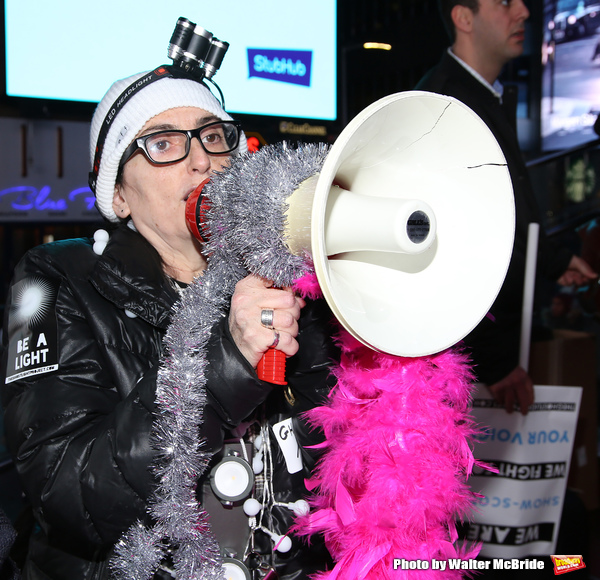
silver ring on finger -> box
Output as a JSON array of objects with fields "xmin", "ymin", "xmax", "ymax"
[
  {"xmin": 270, "ymin": 330, "xmax": 280, "ymax": 348},
  {"xmin": 261, "ymin": 308, "xmax": 274, "ymax": 329}
]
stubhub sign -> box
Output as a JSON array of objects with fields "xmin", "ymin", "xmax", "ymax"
[{"xmin": 248, "ymin": 49, "xmax": 312, "ymax": 87}]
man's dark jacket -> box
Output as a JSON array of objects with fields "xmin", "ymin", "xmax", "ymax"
[{"xmin": 416, "ymin": 51, "xmax": 571, "ymax": 384}]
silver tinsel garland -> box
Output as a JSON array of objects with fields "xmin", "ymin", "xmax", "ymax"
[
  {"xmin": 207, "ymin": 141, "xmax": 331, "ymax": 287},
  {"xmin": 110, "ymin": 142, "xmax": 329, "ymax": 579},
  {"xmin": 111, "ymin": 258, "xmax": 244, "ymax": 580}
]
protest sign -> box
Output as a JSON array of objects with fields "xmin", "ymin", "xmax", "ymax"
[{"xmin": 463, "ymin": 384, "xmax": 582, "ymax": 558}]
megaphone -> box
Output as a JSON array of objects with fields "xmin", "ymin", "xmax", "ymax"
[{"xmin": 187, "ymin": 91, "xmax": 515, "ymax": 378}]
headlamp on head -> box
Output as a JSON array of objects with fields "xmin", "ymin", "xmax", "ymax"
[
  {"xmin": 167, "ymin": 17, "xmax": 229, "ymax": 82},
  {"xmin": 88, "ymin": 16, "xmax": 233, "ymax": 198}
]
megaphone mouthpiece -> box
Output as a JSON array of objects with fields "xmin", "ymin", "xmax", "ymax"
[
  {"xmin": 284, "ymin": 176, "xmax": 437, "ymax": 257},
  {"xmin": 324, "ymin": 188, "xmax": 436, "ymax": 255}
]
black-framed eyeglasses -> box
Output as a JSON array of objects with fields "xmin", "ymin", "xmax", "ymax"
[{"xmin": 119, "ymin": 120, "xmax": 241, "ymax": 168}]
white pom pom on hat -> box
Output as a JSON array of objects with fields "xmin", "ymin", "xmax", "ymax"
[{"xmin": 89, "ymin": 71, "xmax": 247, "ymax": 222}]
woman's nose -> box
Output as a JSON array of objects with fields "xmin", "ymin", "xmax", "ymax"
[{"xmin": 187, "ymin": 137, "xmax": 212, "ymax": 173}]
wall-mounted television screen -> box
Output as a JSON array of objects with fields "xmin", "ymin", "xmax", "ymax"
[
  {"xmin": 3, "ymin": 0, "xmax": 337, "ymax": 121},
  {"xmin": 542, "ymin": 0, "xmax": 600, "ymax": 150}
]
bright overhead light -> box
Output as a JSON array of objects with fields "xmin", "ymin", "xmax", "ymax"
[{"xmin": 363, "ymin": 42, "xmax": 392, "ymax": 50}]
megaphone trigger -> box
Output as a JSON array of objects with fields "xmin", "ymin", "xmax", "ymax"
[{"xmin": 256, "ymin": 347, "xmax": 287, "ymax": 386}]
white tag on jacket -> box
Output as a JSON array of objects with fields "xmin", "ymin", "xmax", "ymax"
[{"xmin": 272, "ymin": 418, "xmax": 303, "ymax": 474}]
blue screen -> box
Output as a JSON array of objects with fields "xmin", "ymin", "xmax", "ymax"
[{"xmin": 4, "ymin": 0, "xmax": 337, "ymax": 121}]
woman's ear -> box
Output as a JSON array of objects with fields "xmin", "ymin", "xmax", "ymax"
[{"xmin": 112, "ymin": 185, "xmax": 131, "ymax": 219}]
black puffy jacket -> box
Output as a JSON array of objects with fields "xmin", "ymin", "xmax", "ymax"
[{"xmin": 1, "ymin": 225, "xmax": 337, "ymax": 579}]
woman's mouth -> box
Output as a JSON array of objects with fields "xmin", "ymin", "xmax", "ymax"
[{"xmin": 184, "ymin": 187, "xmax": 198, "ymax": 202}]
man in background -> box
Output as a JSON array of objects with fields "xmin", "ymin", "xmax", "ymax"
[{"xmin": 416, "ymin": 0, "xmax": 597, "ymax": 414}]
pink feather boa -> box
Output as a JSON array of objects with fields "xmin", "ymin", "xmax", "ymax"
[{"xmin": 292, "ymin": 273, "xmax": 484, "ymax": 579}]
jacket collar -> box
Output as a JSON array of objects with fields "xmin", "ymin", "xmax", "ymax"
[
  {"xmin": 446, "ymin": 48, "xmax": 504, "ymax": 100},
  {"xmin": 89, "ymin": 226, "xmax": 180, "ymax": 330}
]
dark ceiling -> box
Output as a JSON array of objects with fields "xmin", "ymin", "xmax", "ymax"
[{"xmin": 339, "ymin": 0, "xmax": 451, "ymax": 122}]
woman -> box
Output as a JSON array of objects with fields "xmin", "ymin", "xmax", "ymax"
[{"xmin": 1, "ymin": 68, "xmax": 337, "ymax": 579}]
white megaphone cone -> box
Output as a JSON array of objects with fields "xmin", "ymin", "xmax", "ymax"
[
  {"xmin": 187, "ymin": 91, "xmax": 515, "ymax": 372},
  {"xmin": 306, "ymin": 91, "xmax": 514, "ymax": 357}
]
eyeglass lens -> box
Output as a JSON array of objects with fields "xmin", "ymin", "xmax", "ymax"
[{"xmin": 145, "ymin": 122, "xmax": 238, "ymax": 163}]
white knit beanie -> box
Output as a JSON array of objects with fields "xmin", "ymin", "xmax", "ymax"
[{"xmin": 89, "ymin": 71, "xmax": 247, "ymax": 222}]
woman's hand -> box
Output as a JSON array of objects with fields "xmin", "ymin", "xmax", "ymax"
[{"xmin": 228, "ymin": 275, "xmax": 305, "ymax": 368}]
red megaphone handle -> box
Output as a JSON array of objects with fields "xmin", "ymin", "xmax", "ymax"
[{"xmin": 257, "ymin": 348, "xmax": 287, "ymax": 385}]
